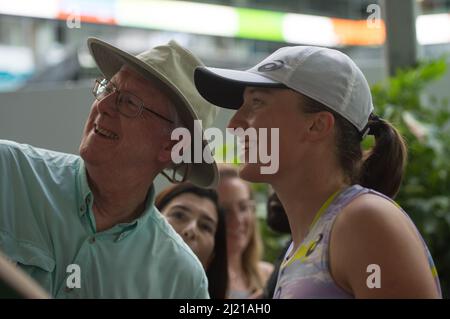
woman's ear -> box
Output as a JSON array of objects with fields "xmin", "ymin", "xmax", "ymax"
[{"xmin": 307, "ymin": 112, "xmax": 335, "ymax": 141}]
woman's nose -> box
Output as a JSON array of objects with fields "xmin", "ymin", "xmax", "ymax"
[
  {"xmin": 227, "ymin": 107, "xmax": 249, "ymax": 131},
  {"xmin": 182, "ymin": 221, "xmax": 198, "ymax": 241},
  {"xmin": 226, "ymin": 209, "xmax": 243, "ymax": 225}
]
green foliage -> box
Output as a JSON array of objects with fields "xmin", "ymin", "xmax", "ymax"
[
  {"xmin": 258, "ymin": 216, "xmax": 290, "ymax": 263},
  {"xmin": 214, "ymin": 143, "xmax": 240, "ymax": 165},
  {"xmin": 371, "ymin": 58, "xmax": 450, "ymax": 297}
]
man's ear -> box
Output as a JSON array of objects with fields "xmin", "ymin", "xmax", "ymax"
[
  {"xmin": 157, "ymin": 139, "xmax": 178, "ymax": 165},
  {"xmin": 307, "ymin": 111, "xmax": 335, "ymax": 141}
]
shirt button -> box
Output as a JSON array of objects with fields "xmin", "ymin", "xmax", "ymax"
[{"xmin": 89, "ymin": 236, "xmax": 96, "ymax": 244}]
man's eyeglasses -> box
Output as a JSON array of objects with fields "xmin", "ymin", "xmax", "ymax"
[{"xmin": 92, "ymin": 78, "xmax": 174, "ymax": 123}]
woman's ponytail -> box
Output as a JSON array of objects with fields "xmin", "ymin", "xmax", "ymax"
[
  {"xmin": 300, "ymin": 93, "xmax": 408, "ymax": 198},
  {"xmin": 359, "ymin": 116, "xmax": 408, "ymax": 198}
]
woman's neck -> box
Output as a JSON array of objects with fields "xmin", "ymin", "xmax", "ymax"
[
  {"xmin": 227, "ymin": 252, "xmax": 250, "ymax": 289},
  {"xmin": 228, "ymin": 251, "xmax": 244, "ymax": 274},
  {"xmin": 273, "ymin": 163, "xmax": 348, "ymax": 248}
]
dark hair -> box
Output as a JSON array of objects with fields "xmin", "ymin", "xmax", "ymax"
[
  {"xmin": 266, "ymin": 192, "xmax": 290, "ymax": 234},
  {"xmin": 300, "ymin": 94, "xmax": 407, "ymax": 198},
  {"xmin": 155, "ymin": 183, "xmax": 228, "ymax": 299}
]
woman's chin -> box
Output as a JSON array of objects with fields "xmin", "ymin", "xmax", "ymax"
[
  {"xmin": 238, "ymin": 163, "xmax": 270, "ymax": 183},
  {"xmin": 228, "ymin": 238, "xmax": 249, "ymax": 252}
]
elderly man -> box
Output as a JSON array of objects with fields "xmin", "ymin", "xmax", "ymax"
[{"xmin": 0, "ymin": 38, "xmax": 219, "ymax": 298}]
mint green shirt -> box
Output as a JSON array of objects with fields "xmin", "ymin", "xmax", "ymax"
[{"xmin": 0, "ymin": 140, "xmax": 209, "ymax": 298}]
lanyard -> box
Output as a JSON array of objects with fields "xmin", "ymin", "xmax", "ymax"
[
  {"xmin": 282, "ymin": 189, "xmax": 342, "ymax": 268},
  {"xmin": 308, "ymin": 189, "xmax": 341, "ymax": 232}
]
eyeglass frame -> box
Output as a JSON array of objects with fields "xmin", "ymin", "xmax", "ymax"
[
  {"xmin": 92, "ymin": 78, "xmax": 174, "ymax": 124},
  {"xmin": 161, "ymin": 162, "xmax": 191, "ymax": 184}
]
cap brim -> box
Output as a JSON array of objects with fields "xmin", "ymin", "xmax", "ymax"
[
  {"xmin": 87, "ymin": 37, "xmax": 218, "ymax": 188},
  {"xmin": 194, "ymin": 66, "xmax": 285, "ymax": 109}
]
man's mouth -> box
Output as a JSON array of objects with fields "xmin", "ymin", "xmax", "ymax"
[{"xmin": 94, "ymin": 124, "xmax": 119, "ymax": 140}]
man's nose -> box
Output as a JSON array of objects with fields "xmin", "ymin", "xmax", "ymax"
[{"xmin": 96, "ymin": 91, "xmax": 119, "ymax": 117}]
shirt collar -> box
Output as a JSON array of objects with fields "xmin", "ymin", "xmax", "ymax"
[
  {"xmin": 113, "ymin": 186, "xmax": 157, "ymax": 242},
  {"xmin": 77, "ymin": 160, "xmax": 92, "ymax": 218},
  {"xmin": 131, "ymin": 185, "xmax": 156, "ymax": 227}
]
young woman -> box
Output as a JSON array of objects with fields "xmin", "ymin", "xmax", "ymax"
[
  {"xmin": 194, "ymin": 46, "xmax": 442, "ymax": 298},
  {"xmin": 217, "ymin": 164, "xmax": 274, "ymax": 299},
  {"xmin": 156, "ymin": 183, "xmax": 228, "ymax": 299}
]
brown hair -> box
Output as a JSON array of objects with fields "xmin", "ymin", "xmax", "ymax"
[
  {"xmin": 300, "ymin": 94, "xmax": 407, "ymax": 198},
  {"xmin": 217, "ymin": 164, "xmax": 266, "ymax": 292}
]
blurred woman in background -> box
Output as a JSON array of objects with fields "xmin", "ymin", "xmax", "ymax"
[
  {"xmin": 156, "ymin": 183, "xmax": 228, "ymax": 299},
  {"xmin": 217, "ymin": 164, "xmax": 273, "ymax": 299}
]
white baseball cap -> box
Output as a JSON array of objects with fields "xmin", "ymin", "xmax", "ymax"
[{"xmin": 194, "ymin": 46, "xmax": 374, "ymax": 133}]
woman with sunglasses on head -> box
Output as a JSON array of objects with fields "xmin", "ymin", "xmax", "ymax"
[
  {"xmin": 195, "ymin": 46, "xmax": 442, "ymax": 298},
  {"xmin": 156, "ymin": 183, "xmax": 228, "ymax": 299}
]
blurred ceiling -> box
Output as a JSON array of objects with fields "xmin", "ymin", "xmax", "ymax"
[{"xmin": 182, "ymin": 0, "xmax": 450, "ymax": 17}]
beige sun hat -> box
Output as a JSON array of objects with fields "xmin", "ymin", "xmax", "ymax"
[{"xmin": 87, "ymin": 38, "xmax": 219, "ymax": 188}]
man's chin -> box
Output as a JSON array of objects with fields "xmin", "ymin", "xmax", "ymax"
[
  {"xmin": 78, "ymin": 142, "xmax": 88, "ymax": 160},
  {"xmin": 79, "ymin": 143, "xmax": 106, "ymax": 166},
  {"xmin": 79, "ymin": 149, "xmax": 94, "ymax": 165}
]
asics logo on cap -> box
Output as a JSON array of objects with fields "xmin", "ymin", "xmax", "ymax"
[{"xmin": 258, "ymin": 60, "xmax": 285, "ymax": 72}]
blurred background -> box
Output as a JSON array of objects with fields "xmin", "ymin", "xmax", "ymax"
[{"xmin": 0, "ymin": 0, "xmax": 449, "ymax": 297}]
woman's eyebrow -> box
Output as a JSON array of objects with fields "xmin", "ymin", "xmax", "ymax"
[
  {"xmin": 169, "ymin": 205, "xmax": 216, "ymax": 226},
  {"xmin": 169, "ymin": 204, "xmax": 192, "ymax": 213},
  {"xmin": 199, "ymin": 213, "xmax": 218, "ymax": 225}
]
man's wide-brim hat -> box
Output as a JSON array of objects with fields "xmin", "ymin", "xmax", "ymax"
[{"xmin": 88, "ymin": 38, "xmax": 219, "ymax": 188}]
